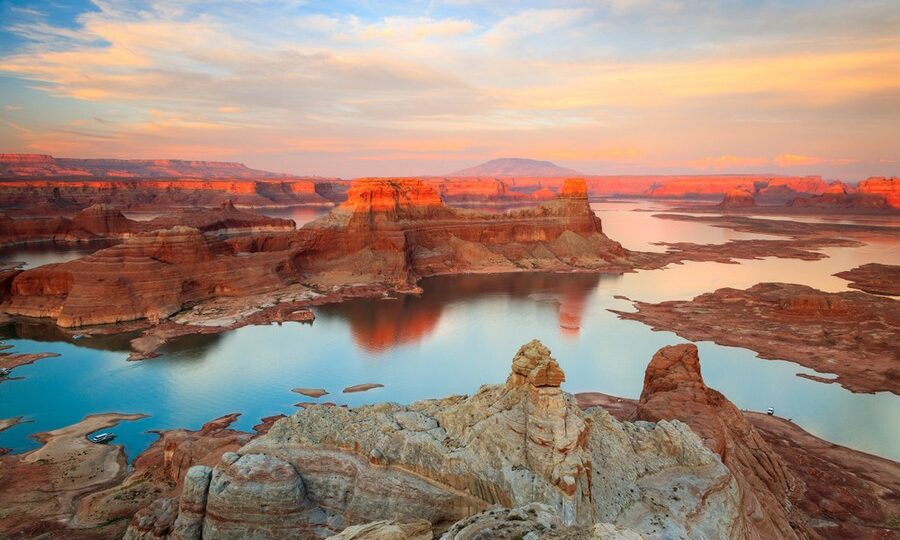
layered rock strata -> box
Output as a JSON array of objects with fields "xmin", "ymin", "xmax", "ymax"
[
  {"xmin": 293, "ymin": 178, "xmax": 629, "ymax": 288},
  {"xmin": 2, "ymin": 226, "xmax": 301, "ymax": 326},
  {"xmin": 126, "ymin": 340, "xmax": 744, "ymax": 539}
]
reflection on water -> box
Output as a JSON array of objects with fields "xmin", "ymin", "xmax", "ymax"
[
  {"xmin": 0, "ymin": 239, "xmax": 120, "ymax": 269},
  {"xmin": 318, "ymin": 273, "xmax": 604, "ymax": 352},
  {"xmin": 0, "ymin": 205, "xmax": 898, "ymax": 463}
]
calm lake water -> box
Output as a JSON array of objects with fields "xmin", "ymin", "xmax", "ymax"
[{"xmin": 1, "ymin": 203, "xmax": 898, "ymax": 462}]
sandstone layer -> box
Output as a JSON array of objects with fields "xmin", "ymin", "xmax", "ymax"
[
  {"xmin": 718, "ymin": 188, "xmax": 756, "ymax": 208},
  {"xmin": 614, "ymin": 283, "xmax": 900, "ymax": 394},
  {"xmin": 0, "ymin": 201, "xmax": 296, "ymax": 248}
]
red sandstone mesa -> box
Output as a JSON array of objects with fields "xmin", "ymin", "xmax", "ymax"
[
  {"xmin": 856, "ymin": 176, "xmax": 900, "ymax": 208},
  {"xmin": 788, "ymin": 178, "xmax": 899, "ymax": 209},
  {"xmin": 292, "ymin": 177, "xmax": 630, "ymax": 288}
]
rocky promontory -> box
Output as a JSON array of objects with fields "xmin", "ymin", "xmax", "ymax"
[
  {"xmin": 614, "ymin": 283, "xmax": 900, "ymax": 394},
  {"xmin": 834, "ymin": 263, "xmax": 900, "ymax": 296}
]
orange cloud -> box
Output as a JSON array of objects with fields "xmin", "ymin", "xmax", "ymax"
[{"xmin": 775, "ymin": 154, "xmax": 857, "ymax": 167}]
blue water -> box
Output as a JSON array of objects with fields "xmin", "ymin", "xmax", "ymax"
[{"xmin": 1, "ymin": 205, "xmax": 898, "ymax": 462}]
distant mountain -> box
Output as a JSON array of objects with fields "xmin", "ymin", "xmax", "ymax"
[{"xmin": 450, "ymin": 158, "xmax": 580, "ymax": 177}]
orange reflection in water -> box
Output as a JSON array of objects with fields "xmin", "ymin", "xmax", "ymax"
[{"xmin": 320, "ymin": 273, "xmax": 603, "ymax": 352}]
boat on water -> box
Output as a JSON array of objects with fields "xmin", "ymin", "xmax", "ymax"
[
  {"xmin": 766, "ymin": 407, "xmax": 775, "ymax": 416},
  {"xmin": 87, "ymin": 432, "xmax": 116, "ymax": 444},
  {"xmin": 0, "ymin": 367, "xmax": 10, "ymax": 377}
]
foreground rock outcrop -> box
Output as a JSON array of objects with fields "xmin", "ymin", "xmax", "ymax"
[
  {"xmin": 614, "ymin": 283, "xmax": 900, "ymax": 394},
  {"xmin": 576, "ymin": 363, "xmax": 900, "ymax": 540},
  {"xmin": 634, "ymin": 344, "xmax": 806, "ymax": 539},
  {"xmin": 126, "ymin": 340, "xmax": 744, "ymax": 539}
]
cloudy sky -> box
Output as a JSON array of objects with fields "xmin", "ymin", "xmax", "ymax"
[{"xmin": 0, "ymin": 0, "xmax": 897, "ymax": 178}]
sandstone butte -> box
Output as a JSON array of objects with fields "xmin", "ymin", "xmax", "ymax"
[
  {"xmin": 717, "ymin": 188, "xmax": 756, "ymax": 208},
  {"xmin": 0, "ymin": 340, "xmax": 882, "ymax": 539}
]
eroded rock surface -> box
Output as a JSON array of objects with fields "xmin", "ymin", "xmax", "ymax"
[
  {"xmin": 128, "ymin": 340, "xmax": 742, "ymax": 539},
  {"xmin": 633, "ymin": 344, "xmax": 807, "ymax": 539},
  {"xmin": 834, "ymin": 263, "xmax": 900, "ymax": 296}
]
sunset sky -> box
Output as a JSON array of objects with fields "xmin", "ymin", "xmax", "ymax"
[{"xmin": 0, "ymin": 0, "xmax": 897, "ymax": 179}]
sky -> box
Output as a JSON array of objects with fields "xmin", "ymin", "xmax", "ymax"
[{"xmin": 0, "ymin": 0, "xmax": 897, "ymax": 179}]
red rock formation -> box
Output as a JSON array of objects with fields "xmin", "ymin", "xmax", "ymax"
[
  {"xmin": 789, "ymin": 179, "xmax": 896, "ymax": 209},
  {"xmin": 857, "ymin": 177, "xmax": 899, "ymax": 208},
  {"xmin": 718, "ymin": 188, "xmax": 756, "ymax": 208},
  {"xmin": 0, "ymin": 204, "xmax": 137, "ymax": 246},
  {"xmin": 0, "ymin": 177, "xmax": 330, "ymax": 211},
  {"xmin": 3, "ymin": 226, "xmax": 300, "ymax": 326},
  {"xmin": 615, "ymin": 283, "xmax": 900, "ymax": 394},
  {"xmin": 634, "ymin": 344, "xmax": 809, "ymax": 539},
  {"xmin": 834, "ymin": 263, "xmax": 900, "ymax": 296},
  {"xmin": 294, "ymin": 178, "xmax": 628, "ymax": 287}
]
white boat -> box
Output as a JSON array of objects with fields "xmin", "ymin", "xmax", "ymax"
[
  {"xmin": 88, "ymin": 432, "xmax": 116, "ymax": 444},
  {"xmin": 766, "ymin": 407, "xmax": 775, "ymax": 416},
  {"xmin": 0, "ymin": 367, "xmax": 10, "ymax": 377}
]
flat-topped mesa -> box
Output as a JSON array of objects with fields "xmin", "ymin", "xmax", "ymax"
[
  {"xmin": 857, "ymin": 176, "xmax": 900, "ymax": 208},
  {"xmin": 341, "ymin": 178, "xmax": 450, "ymax": 223},
  {"xmin": 128, "ymin": 340, "xmax": 740, "ymax": 538},
  {"xmin": 789, "ymin": 178, "xmax": 898, "ymax": 210},
  {"xmin": 635, "ymin": 344, "xmax": 808, "ymax": 539}
]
